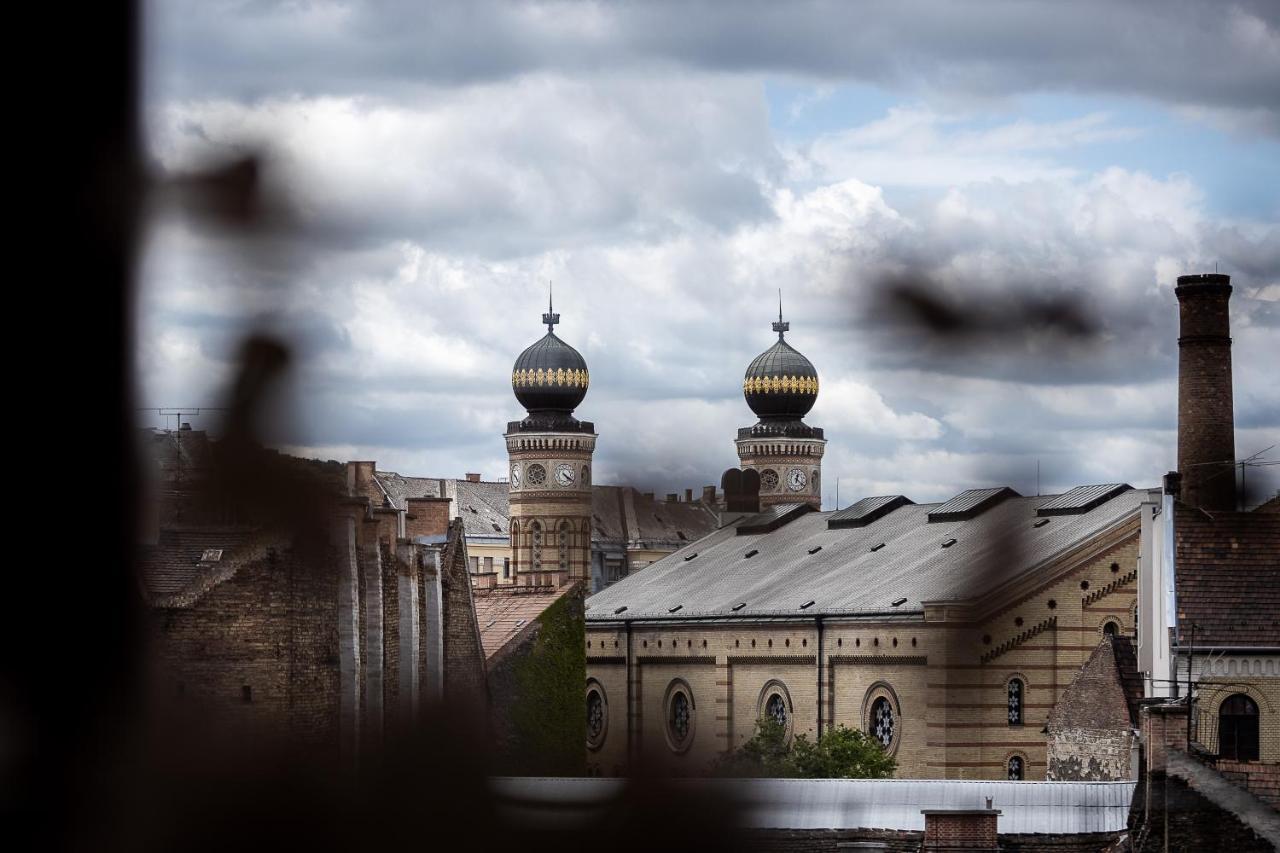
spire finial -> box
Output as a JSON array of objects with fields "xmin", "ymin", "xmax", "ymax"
[
  {"xmin": 542, "ymin": 280, "xmax": 560, "ymax": 332},
  {"xmin": 772, "ymin": 288, "xmax": 789, "ymax": 338}
]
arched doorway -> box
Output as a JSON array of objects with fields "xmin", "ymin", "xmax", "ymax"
[{"xmin": 1218, "ymin": 694, "xmax": 1260, "ymax": 761}]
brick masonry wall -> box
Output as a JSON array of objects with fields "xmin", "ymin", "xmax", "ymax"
[
  {"xmin": 1214, "ymin": 759, "xmax": 1280, "ymax": 810},
  {"xmin": 1047, "ymin": 728, "xmax": 1133, "ymax": 781},
  {"xmin": 441, "ymin": 519, "xmax": 489, "ymax": 712},
  {"xmin": 148, "ymin": 544, "xmax": 341, "ymax": 755}
]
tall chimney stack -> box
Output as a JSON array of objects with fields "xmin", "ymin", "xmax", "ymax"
[{"xmin": 1175, "ymin": 273, "xmax": 1236, "ymax": 511}]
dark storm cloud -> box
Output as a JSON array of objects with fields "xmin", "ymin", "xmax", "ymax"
[{"xmin": 149, "ymin": 0, "xmax": 1280, "ymax": 135}]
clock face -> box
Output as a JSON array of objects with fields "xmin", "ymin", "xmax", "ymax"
[
  {"xmin": 555, "ymin": 463, "xmax": 576, "ymax": 487},
  {"xmin": 510, "ymin": 464, "xmax": 521, "ymax": 488},
  {"xmin": 787, "ymin": 467, "xmax": 808, "ymax": 491}
]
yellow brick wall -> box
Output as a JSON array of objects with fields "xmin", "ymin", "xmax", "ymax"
[{"xmin": 584, "ymin": 528, "xmax": 1147, "ymax": 780}]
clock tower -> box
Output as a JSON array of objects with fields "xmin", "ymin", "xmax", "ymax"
[
  {"xmin": 506, "ymin": 292, "xmax": 596, "ymax": 584},
  {"xmin": 736, "ymin": 302, "xmax": 825, "ymax": 509}
]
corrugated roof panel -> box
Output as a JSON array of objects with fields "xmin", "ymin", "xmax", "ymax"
[
  {"xmin": 928, "ymin": 487, "xmax": 1020, "ymax": 522},
  {"xmin": 1037, "ymin": 484, "xmax": 1132, "ymax": 516},
  {"xmin": 828, "ymin": 495, "xmax": 914, "ymax": 529},
  {"xmin": 489, "ymin": 777, "xmax": 1136, "ymax": 835}
]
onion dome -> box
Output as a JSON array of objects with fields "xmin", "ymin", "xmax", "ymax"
[
  {"xmin": 743, "ymin": 302, "xmax": 818, "ymax": 421},
  {"xmin": 511, "ymin": 291, "xmax": 589, "ymax": 416}
]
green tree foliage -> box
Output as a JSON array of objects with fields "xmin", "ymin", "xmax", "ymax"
[
  {"xmin": 506, "ymin": 590, "xmax": 586, "ymax": 775},
  {"xmin": 714, "ymin": 718, "xmax": 896, "ymax": 779}
]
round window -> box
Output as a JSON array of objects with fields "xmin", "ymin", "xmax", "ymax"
[
  {"xmin": 760, "ymin": 469, "xmax": 779, "ymax": 490},
  {"xmin": 586, "ymin": 686, "xmax": 607, "ymax": 751},
  {"xmin": 870, "ymin": 697, "xmax": 895, "ymax": 749},
  {"xmin": 526, "ymin": 464, "xmax": 546, "ymax": 486},
  {"xmin": 664, "ymin": 682, "xmax": 695, "ymax": 753},
  {"xmin": 766, "ymin": 693, "xmax": 787, "ymax": 727}
]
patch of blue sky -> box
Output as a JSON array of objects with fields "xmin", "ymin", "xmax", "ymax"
[{"xmin": 765, "ymin": 81, "xmax": 1279, "ymax": 220}]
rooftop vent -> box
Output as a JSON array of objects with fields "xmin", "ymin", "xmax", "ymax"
[
  {"xmin": 870, "ymin": 542, "xmax": 886, "ymax": 552},
  {"xmin": 731, "ymin": 602, "xmax": 747, "ymax": 612},
  {"xmin": 891, "ymin": 597, "xmax": 908, "ymax": 607},
  {"xmin": 808, "ymin": 545, "xmax": 823, "ymax": 555},
  {"xmin": 1036, "ymin": 483, "xmax": 1132, "ymax": 516},
  {"xmin": 613, "ymin": 606, "xmax": 628, "ymax": 615},
  {"xmin": 799, "ymin": 600, "xmax": 815, "ymax": 610},
  {"xmin": 492, "ymin": 523, "xmax": 502, "ymax": 532},
  {"xmin": 683, "ymin": 552, "xmax": 698, "ymax": 561},
  {"xmin": 668, "ymin": 605, "xmax": 683, "ymax": 613},
  {"xmin": 744, "ymin": 549, "xmax": 759, "ymax": 559},
  {"xmin": 200, "ymin": 549, "xmax": 223, "ymax": 563},
  {"xmin": 1032, "ymin": 518, "xmax": 1051, "ymax": 528},
  {"xmin": 928, "ymin": 487, "xmax": 1020, "ymax": 522},
  {"xmin": 828, "ymin": 495, "xmax": 914, "ymax": 529},
  {"xmin": 941, "ymin": 537, "xmax": 957, "ymax": 548},
  {"xmin": 514, "ymin": 619, "xmax": 525, "ymax": 628},
  {"xmin": 736, "ymin": 502, "xmax": 815, "ymax": 535}
]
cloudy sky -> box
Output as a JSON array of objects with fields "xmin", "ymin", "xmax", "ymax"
[{"xmin": 137, "ymin": 0, "xmax": 1279, "ymax": 506}]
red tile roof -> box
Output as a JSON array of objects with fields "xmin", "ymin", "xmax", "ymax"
[
  {"xmin": 1048, "ymin": 635, "xmax": 1138, "ymax": 731},
  {"xmin": 472, "ymin": 581, "xmax": 580, "ymax": 663},
  {"xmin": 1175, "ymin": 504, "xmax": 1280, "ymax": 647}
]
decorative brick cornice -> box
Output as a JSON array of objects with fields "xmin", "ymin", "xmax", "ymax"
[
  {"xmin": 587, "ymin": 656, "xmax": 627, "ymax": 665},
  {"xmin": 726, "ymin": 654, "xmax": 817, "ymax": 666},
  {"xmin": 828, "ymin": 655, "xmax": 927, "ymax": 666},
  {"xmin": 981, "ymin": 615, "xmax": 1057, "ymax": 664},
  {"xmin": 1083, "ymin": 568, "xmax": 1137, "ymax": 606},
  {"xmin": 636, "ymin": 655, "xmax": 717, "ymax": 665}
]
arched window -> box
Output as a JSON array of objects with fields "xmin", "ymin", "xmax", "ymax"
[
  {"xmin": 531, "ymin": 521, "xmax": 543, "ymax": 570},
  {"xmin": 1103, "ymin": 620, "xmax": 1119, "ymax": 637},
  {"xmin": 510, "ymin": 521, "xmax": 519, "ymax": 575},
  {"xmin": 1008, "ymin": 755, "xmax": 1025, "ymax": 780},
  {"xmin": 1008, "ymin": 678, "xmax": 1024, "ymax": 726},
  {"xmin": 1219, "ymin": 694, "xmax": 1260, "ymax": 761},
  {"xmin": 558, "ymin": 521, "xmax": 570, "ymax": 571}
]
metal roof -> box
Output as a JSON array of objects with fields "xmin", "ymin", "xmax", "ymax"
[
  {"xmin": 927, "ymin": 487, "xmax": 1020, "ymax": 522},
  {"xmin": 490, "ymin": 777, "xmax": 1135, "ymax": 835},
  {"xmin": 828, "ymin": 495, "xmax": 914, "ymax": 529},
  {"xmin": 586, "ymin": 488, "xmax": 1151, "ymax": 621},
  {"xmin": 1037, "ymin": 484, "xmax": 1132, "ymax": 516}
]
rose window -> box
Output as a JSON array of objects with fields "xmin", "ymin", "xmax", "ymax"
[{"xmin": 870, "ymin": 697, "xmax": 895, "ymax": 748}]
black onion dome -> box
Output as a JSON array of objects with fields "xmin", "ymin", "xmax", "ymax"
[
  {"xmin": 743, "ymin": 313, "xmax": 818, "ymax": 421},
  {"xmin": 512, "ymin": 302, "xmax": 589, "ymax": 415}
]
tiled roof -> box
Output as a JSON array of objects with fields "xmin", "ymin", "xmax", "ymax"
[
  {"xmin": 137, "ymin": 527, "xmax": 265, "ymax": 606},
  {"xmin": 1049, "ymin": 635, "xmax": 1139, "ymax": 731},
  {"xmin": 1175, "ymin": 503, "xmax": 1280, "ymax": 647},
  {"xmin": 587, "ymin": 486, "xmax": 1150, "ymax": 621},
  {"xmin": 473, "ymin": 582, "xmax": 580, "ymax": 663},
  {"xmin": 590, "ymin": 486, "xmax": 718, "ymax": 546}
]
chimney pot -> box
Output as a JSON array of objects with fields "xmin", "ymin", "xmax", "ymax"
[
  {"xmin": 666, "ymin": 493, "xmax": 678, "ymax": 503},
  {"xmin": 685, "ymin": 488, "xmax": 693, "ymax": 502},
  {"xmin": 179, "ymin": 422, "xmax": 192, "ymax": 431}
]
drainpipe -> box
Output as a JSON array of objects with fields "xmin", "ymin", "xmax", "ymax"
[
  {"xmin": 625, "ymin": 620, "xmax": 634, "ymax": 765},
  {"xmin": 816, "ymin": 616, "xmax": 825, "ymax": 738}
]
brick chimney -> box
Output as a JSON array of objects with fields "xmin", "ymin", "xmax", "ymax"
[
  {"xmin": 346, "ymin": 461, "xmax": 379, "ymax": 502},
  {"xmin": 465, "ymin": 472, "xmax": 481, "ymax": 483},
  {"xmin": 1175, "ymin": 273, "xmax": 1236, "ymax": 511},
  {"xmin": 405, "ymin": 497, "xmax": 450, "ymax": 540},
  {"xmin": 921, "ymin": 807, "xmax": 1000, "ymax": 852}
]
